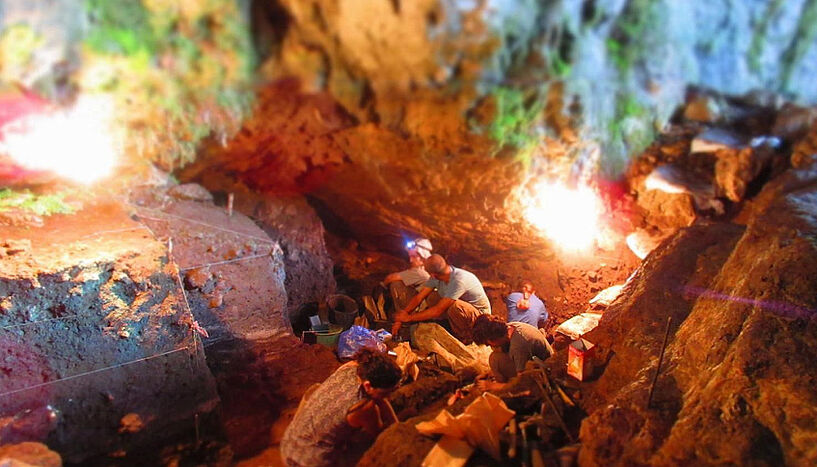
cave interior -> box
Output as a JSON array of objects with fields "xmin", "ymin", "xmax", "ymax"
[{"xmin": 1, "ymin": 1, "xmax": 816, "ymax": 466}]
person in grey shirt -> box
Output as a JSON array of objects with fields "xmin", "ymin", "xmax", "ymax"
[
  {"xmin": 392, "ymin": 254, "xmax": 490, "ymax": 344},
  {"xmin": 471, "ymin": 314, "xmax": 550, "ymax": 392},
  {"xmin": 383, "ymin": 237, "xmax": 433, "ymax": 288}
]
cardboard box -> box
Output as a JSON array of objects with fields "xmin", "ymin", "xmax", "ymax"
[{"xmin": 567, "ymin": 338, "xmax": 595, "ymax": 381}]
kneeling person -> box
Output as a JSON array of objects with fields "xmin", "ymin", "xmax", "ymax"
[
  {"xmin": 392, "ymin": 254, "xmax": 490, "ymax": 344},
  {"xmin": 472, "ymin": 314, "xmax": 550, "ymax": 392},
  {"xmin": 280, "ymin": 349, "xmax": 402, "ymax": 467}
]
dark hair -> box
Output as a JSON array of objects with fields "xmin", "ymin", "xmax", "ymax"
[
  {"xmin": 519, "ymin": 279, "xmax": 534, "ymax": 290},
  {"xmin": 472, "ymin": 314, "xmax": 508, "ymax": 345},
  {"xmin": 424, "ymin": 254, "xmax": 448, "ymax": 275},
  {"xmin": 354, "ymin": 348, "xmax": 402, "ymax": 389}
]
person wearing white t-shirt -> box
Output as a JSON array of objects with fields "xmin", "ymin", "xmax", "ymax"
[{"xmin": 392, "ymin": 254, "xmax": 490, "ymax": 344}]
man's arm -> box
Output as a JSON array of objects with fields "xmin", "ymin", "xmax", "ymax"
[
  {"xmin": 396, "ymin": 286, "xmax": 433, "ymax": 316},
  {"xmin": 391, "ymin": 287, "xmax": 434, "ymax": 335},
  {"xmin": 382, "ymin": 272, "xmax": 403, "ymax": 286},
  {"xmin": 398, "ymin": 296, "xmax": 454, "ymax": 323}
]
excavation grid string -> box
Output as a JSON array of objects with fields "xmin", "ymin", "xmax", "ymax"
[
  {"xmin": 0, "ymin": 314, "xmax": 80, "ymax": 331},
  {"xmin": 76, "ymin": 225, "xmax": 152, "ymax": 240},
  {"xmin": 133, "ymin": 206, "xmax": 275, "ymax": 244},
  {"xmin": 0, "ymin": 346, "xmax": 191, "ymax": 399},
  {"xmin": 179, "ymin": 251, "xmax": 273, "ymax": 272},
  {"xmin": 2, "ymin": 203, "xmax": 277, "ymax": 397}
]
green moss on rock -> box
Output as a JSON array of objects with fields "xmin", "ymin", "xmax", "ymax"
[
  {"xmin": 80, "ymin": 0, "xmax": 257, "ymax": 169},
  {"xmin": 0, "ymin": 189, "xmax": 75, "ymax": 216}
]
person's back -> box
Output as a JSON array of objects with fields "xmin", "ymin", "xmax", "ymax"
[
  {"xmin": 506, "ymin": 292, "xmax": 547, "ymax": 327},
  {"xmin": 507, "ymin": 322, "xmax": 550, "ymax": 371},
  {"xmin": 280, "ymin": 363, "xmax": 369, "ymax": 467}
]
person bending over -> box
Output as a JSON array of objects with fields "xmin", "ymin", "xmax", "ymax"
[
  {"xmin": 392, "ymin": 254, "xmax": 490, "ymax": 344},
  {"xmin": 472, "ymin": 314, "xmax": 550, "ymax": 392},
  {"xmin": 280, "ymin": 349, "xmax": 402, "ymax": 467},
  {"xmin": 505, "ymin": 279, "xmax": 548, "ymax": 328}
]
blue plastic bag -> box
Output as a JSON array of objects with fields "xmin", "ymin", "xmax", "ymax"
[{"xmin": 337, "ymin": 325, "xmax": 388, "ymax": 359}]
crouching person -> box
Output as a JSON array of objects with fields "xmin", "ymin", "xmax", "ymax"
[
  {"xmin": 280, "ymin": 349, "xmax": 402, "ymax": 467},
  {"xmin": 392, "ymin": 254, "xmax": 491, "ymax": 344},
  {"xmin": 472, "ymin": 314, "xmax": 551, "ymax": 392}
]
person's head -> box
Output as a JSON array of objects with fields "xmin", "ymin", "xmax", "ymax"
[
  {"xmin": 519, "ymin": 280, "xmax": 535, "ymax": 299},
  {"xmin": 355, "ymin": 348, "xmax": 402, "ymax": 399},
  {"xmin": 472, "ymin": 314, "xmax": 510, "ymax": 347},
  {"xmin": 424, "ymin": 254, "xmax": 450, "ymax": 282},
  {"xmin": 405, "ymin": 238, "xmax": 433, "ymax": 265}
]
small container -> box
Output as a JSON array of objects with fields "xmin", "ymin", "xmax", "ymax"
[
  {"xmin": 326, "ymin": 294, "xmax": 359, "ymax": 330},
  {"xmin": 567, "ymin": 338, "xmax": 595, "ymax": 381},
  {"xmin": 315, "ymin": 324, "xmax": 344, "ymax": 349}
]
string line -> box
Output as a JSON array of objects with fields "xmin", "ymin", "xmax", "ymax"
[{"xmin": 0, "ymin": 346, "xmax": 190, "ymax": 399}]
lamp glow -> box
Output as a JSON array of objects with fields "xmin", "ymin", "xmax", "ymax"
[
  {"xmin": 0, "ymin": 96, "xmax": 119, "ymax": 184},
  {"xmin": 523, "ymin": 181, "xmax": 602, "ymax": 251}
]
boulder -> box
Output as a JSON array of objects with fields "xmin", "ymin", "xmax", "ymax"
[
  {"xmin": 683, "ymin": 94, "xmax": 723, "ymax": 123},
  {"xmin": 642, "ymin": 164, "xmax": 722, "ymax": 216},
  {"xmin": 0, "ymin": 202, "xmax": 219, "ymax": 464},
  {"xmin": 690, "ymin": 128, "xmax": 746, "ymax": 154},
  {"xmin": 167, "ymin": 183, "xmax": 214, "ymax": 202},
  {"xmin": 713, "ymin": 138, "xmax": 779, "ymax": 202},
  {"xmin": 636, "ymin": 190, "xmax": 697, "ymax": 230},
  {"xmin": 578, "ymin": 167, "xmax": 817, "ymax": 466},
  {"xmin": 772, "ymin": 104, "xmax": 817, "ymax": 142}
]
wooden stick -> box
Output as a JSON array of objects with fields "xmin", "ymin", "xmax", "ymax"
[
  {"xmin": 508, "ymin": 418, "xmax": 518, "ymax": 459},
  {"xmin": 647, "ymin": 316, "xmax": 673, "ymax": 409},
  {"xmin": 535, "ymin": 370, "xmax": 575, "ymax": 443}
]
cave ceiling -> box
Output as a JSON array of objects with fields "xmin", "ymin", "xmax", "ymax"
[{"xmin": 2, "ymin": 0, "xmax": 817, "ymax": 263}]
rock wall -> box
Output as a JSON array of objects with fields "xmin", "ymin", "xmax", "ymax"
[
  {"xmin": 260, "ymin": 0, "xmax": 817, "ymax": 171},
  {"xmin": 128, "ymin": 179, "xmax": 341, "ymax": 460},
  {"xmin": 577, "ymin": 160, "xmax": 817, "ymax": 465},
  {"xmin": 196, "ymin": 0, "xmax": 817, "ymax": 267},
  {"xmin": 172, "ymin": 166, "xmax": 337, "ymax": 326},
  {"xmin": 0, "ymin": 202, "xmax": 218, "ymax": 464}
]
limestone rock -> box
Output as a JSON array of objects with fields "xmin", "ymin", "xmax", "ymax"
[
  {"xmin": 184, "ymin": 267, "xmax": 211, "ymax": 289},
  {"xmin": 642, "ymin": 164, "xmax": 722, "ymax": 215},
  {"xmin": 683, "ymin": 94, "xmax": 723, "ymax": 123},
  {"xmin": 690, "ymin": 128, "xmax": 746, "ymax": 154},
  {"xmin": 713, "ymin": 138, "xmax": 779, "ymax": 202},
  {"xmin": 588, "ymin": 284, "xmax": 625, "ymax": 307},
  {"xmin": 174, "ymin": 167, "xmax": 336, "ymax": 324},
  {"xmin": 578, "ymin": 168, "xmax": 817, "ymax": 465},
  {"xmin": 636, "ymin": 190, "xmax": 697, "ymax": 230},
  {"xmin": 772, "ymin": 104, "xmax": 817, "ymax": 142},
  {"xmin": 0, "ymin": 201, "xmax": 219, "ymax": 464},
  {"xmin": 0, "ymin": 442, "xmax": 61, "ymax": 467},
  {"xmin": 167, "ymin": 184, "xmax": 214, "ymax": 202},
  {"xmin": 0, "ymin": 211, "xmax": 44, "ymax": 228}
]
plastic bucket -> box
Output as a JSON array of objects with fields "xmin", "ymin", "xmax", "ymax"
[
  {"xmin": 326, "ymin": 294, "xmax": 358, "ymax": 330},
  {"xmin": 315, "ymin": 324, "xmax": 344, "ymax": 348}
]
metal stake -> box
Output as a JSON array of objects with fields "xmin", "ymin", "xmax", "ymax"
[{"xmin": 647, "ymin": 316, "xmax": 673, "ymax": 409}]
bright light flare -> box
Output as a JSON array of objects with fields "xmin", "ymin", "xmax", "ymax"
[
  {"xmin": 0, "ymin": 96, "xmax": 119, "ymax": 184},
  {"xmin": 523, "ymin": 182, "xmax": 603, "ymax": 251}
]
